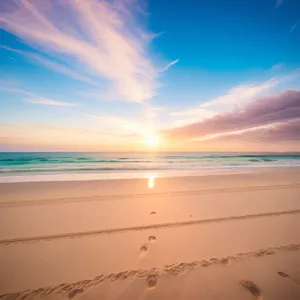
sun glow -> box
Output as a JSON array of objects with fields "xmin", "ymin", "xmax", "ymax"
[{"xmin": 144, "ymin": 134, "xmax": 160, "ymax": 147}]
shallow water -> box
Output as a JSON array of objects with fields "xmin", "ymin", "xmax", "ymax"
[{"xmin": 0, "ymin": 152, "xmax": 300, "ymax": 182}]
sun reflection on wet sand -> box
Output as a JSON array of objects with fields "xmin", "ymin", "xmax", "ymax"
[{"xmin": 148, "ymin": 176, "xmax": 156, "ymax": 189}]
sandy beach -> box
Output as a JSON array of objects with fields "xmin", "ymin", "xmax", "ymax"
[
  {"xmin": 1, "ymin": 167, "xmax": 300, "ymax": 299},
  {"xmin": 1, "ymin": 0, "xmax": 300, "ymax": 298}
]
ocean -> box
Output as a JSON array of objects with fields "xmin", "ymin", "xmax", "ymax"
[{"xmin": 1, "ymin": 152, "xmax": 300, "ymax": 182}]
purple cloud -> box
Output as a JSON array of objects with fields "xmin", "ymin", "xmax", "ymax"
[
  {"xmin": 232, "ymin": 118, "xmax": 300, "ymax": 142},
  {"xmin": 164, "ymin": 90, "xmax": 300, "ymax": 140},
  {"xmin": 204, "ymin": 119, "xmax": 300, "ymax": 143}
]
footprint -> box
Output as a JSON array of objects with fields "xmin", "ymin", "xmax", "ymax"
[
  {"xmin": 147, "ymin": 275, "xmax": 158, "ymax": 289},
  {"xmin": 68, "ymin": 288, "xmax": 84, "ymax": 299},
  {"xmin": 150, "ymin": 211, "xmax": 156, "ymax": 215},
  {"xmin": 148, "ymin": 236, "xmax": 156, "ymax": 243},
  {"xmin": 277, "ymin": 271, "xmax": 300, "ymax": 287},
  {"xmin": 140, "ymin": 245, "xmax": 148, "ymax": 252},
  {"xmin": 221, "ymin": 258, "xmax": 229, "ymax": 265},
  {"xmin": 240, "ymin": 279, "xmax": 261, "ymax": 299},
  {"xmin": 278, "ymin": 271, "xmax": 289, "ymax": 278}
]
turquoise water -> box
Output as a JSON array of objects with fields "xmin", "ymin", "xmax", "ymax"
[{"xmin": 1, "ymin": 152, "xmax": 300, "ymax": 182}]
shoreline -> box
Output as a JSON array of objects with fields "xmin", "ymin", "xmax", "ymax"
[{"xmin": 1, "ymin": 165, "xmax": 300, "ymax": 183}]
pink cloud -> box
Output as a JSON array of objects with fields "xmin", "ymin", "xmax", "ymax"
[
  {"xmin": 230, "ymin": 118, "xmax": 300, "ymax": 142},
  {"xmin": 164, "ymin": 90, "xmax": 300, "ymax": 141},
  {"xmin": 0, "ymin": 0, "xmax": 165, "ymax": 102},
  {"xmin": 170, "ymin": 74, "xmax": 299, "ymax": 126}
]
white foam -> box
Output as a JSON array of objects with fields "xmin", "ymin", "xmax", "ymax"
[{"xmin": 0, "ymin": 166, "xmax": 290, "ymax": 183}]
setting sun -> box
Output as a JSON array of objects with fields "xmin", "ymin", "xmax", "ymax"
[{"xmin": 144, "ymin": 134, "xmax": 160, "ymax": 147}]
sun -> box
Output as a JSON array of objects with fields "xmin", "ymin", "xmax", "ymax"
[{"xmin": 144, "ymin": 134, "xmax": 160, "ymax": 147}]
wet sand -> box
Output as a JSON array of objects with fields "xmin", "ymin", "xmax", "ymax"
[{"xmin": 0, "ymin": 168, "xmax": 300, "ymax": 299}]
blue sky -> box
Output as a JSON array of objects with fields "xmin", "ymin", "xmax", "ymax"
[{"xmin": 0, "ymin": 0, "xmax": 300, "ymax": 151}]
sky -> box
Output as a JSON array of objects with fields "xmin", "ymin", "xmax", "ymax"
[{"xmin": 0, "ymin": 0, "xmax": 300, "ymax": 152}]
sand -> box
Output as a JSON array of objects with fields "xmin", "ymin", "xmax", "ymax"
[{"xmin": 0, "ymin": 167, "xmax": 300, "ymax": 299}]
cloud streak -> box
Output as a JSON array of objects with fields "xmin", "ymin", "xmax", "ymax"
[
  {"xmin": 0, "ymin": 45, "xmax": 101, "ymax": 87},
  {"xmin": 275, "ymin": 0, "xmax": 284, "ymax": 8},
  {"xmin": 0, "ymin": 0, "xmax": 166, "ymax": 102},
  {"xmin": 0, "ymin": 84, "xmax": 77, "ymax": 107},
  {"xmin": 170, "ymin": 71, "xmax": 300, "ymax": 128},
  {"xmin": 169, "ymin": 78, "xmax": 280, "ymax": 127},
  {"xmin": 164, "ymin": 90, "xmax": 300, "ymax": 141},
  {"xmin": 290, "ymin": 20, "xmax": 300, "ymax": 33},
  {"xmin": 185, "ymin": 118, "xmax": 300, "ymax": 152},
  {"xmin": 224, "ymin": 118, "xmax": 300, "ymax": 143},
  {"xmin": 162, "ymin": 59, "xmax": 179, "ymax": 71},
  {"xmin": 25, "ymin": 98, "xmax": 77, "ymax": 106},
  {"xmin": 199, "ymin": 78, "xmax": 278, "ymax": 110},
  {"xmin": 192, "ymin": 123, "xmax": 280, "ymax": 141}
]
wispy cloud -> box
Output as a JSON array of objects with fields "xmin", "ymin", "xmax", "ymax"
[
  {"xmin": 170, "ymin": 71, "xmax": 300, "ymax": 127},
  {"xmin": 162, "ymin": 59, "xmax": 179, "ymax": 71},
  {"xmin": 199, "ymin": 78, "xmax": 278, "ymax": 110},
  {"xmin": 87, "ymin": 112, "xmax": 158, "ymax": 137},
  {"xmin": 290, "ymin": 20, "xmax": 300, "ymax": 33},
  {"xmin": 25, "ymin": 98, "xmax": 77, "ymax": 106},
  {"xmin": 275, "ymin": 0, "xmax": 284, "ymax": 8},
  {"xmin": 0, "ymin": 45, "xmax": 101, "ymax": 87},
  {"xmin": 232, "ymin": 118, "xmax": 300, "ymax": 142},
  {"xmin": 192, "ymin": 123, "xmax": 281, "ymax": 141},
  {"xmin": 190, "ymin": 118, "xmax": 300, "ymax": 150},
  {"xmin": 269, "ymin": 63, "xmax": 285, "ymax": 72},
  {"xmin": 0, "ymin": 0, "xmax": 173, "ymax": 102},
  {"xmin": 0, "ymin": 84, "xmax": 77, "ymax": 107},
  {"xmin": 88, "ymin": 113, "xmax": 140, "ymax": 134},
  {"xmin": 184, "ymin": 118, "xmax": 300, "ymax": 152},
  {"xmin": 0, "ymin": 123, "xmax": 125, "ymax": 137},
  {"xmin": 170, "ymin": 109, "xmax": 217, "ymax": 127},
  {"xmin": 169, "ymin": 78, "xmax": 279, "ymax": 127}
]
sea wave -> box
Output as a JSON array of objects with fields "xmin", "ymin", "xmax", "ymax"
[{"xmin": 0, "ymin": 152, "xmax": 300, "ymax": 176}]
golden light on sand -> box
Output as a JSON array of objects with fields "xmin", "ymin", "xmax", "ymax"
[{"xmin": 148, "ymin": 175, "xmax": 156, "ymax": 188}]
